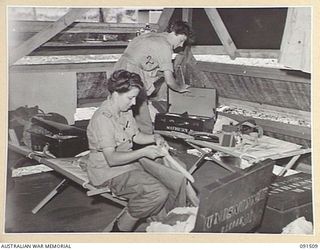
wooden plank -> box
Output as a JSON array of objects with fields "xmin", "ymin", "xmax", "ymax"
[
  {"xmin": 190, "ymin": 46, "xmax": 280, "ymax": 58},
  {"xmin": 182, "ymin": 8, "xmax": 193, "ymax": 24},
  {"xmin": 196, "ymin": 61, "xmax": 311, "ymax": 84},
  {"xmin": 32, "ymin": 179, "xmax": 68, "ymax": 214},
  {"xmin": 10, "ymin": 20, "xmax": 159, "ymax": 34},
  {"xmin": 278, "ymin": 154, "xmax": 301, "ymax": 176},
  {"xmin": 236, "ymin": 49, "xmax": 280, "ymax": 59},
  {"xmin": 191, "ymin": 45, "xmax": 226, "ymax": 55},
  {"xmin": 157, "ymin": 8, "xmax": 175, "ymax": 32},
  {"xmin": 9, "ymin": 8, "xmax": 90, "ymax": 66},
  {"xmin": 10, "ymin": 62, "xmax": 115, "ymax": 73},
  {"xmin": 204, "ymin": 8, "xmax": 237, "ymax": 59},
  {"xmin": 29, "ymin": 47, "xmax": 126, "ymax": 56},
  {"xmin": 186, "ymin": 62, "xmax": 311, "ymax": 111},
  {"xmin": 11, "ymin": 54, "xmax": 120, "ymax": 66},
  {"xmin": 42, "ymin": 41, "xmax": 129, "ymax": 47},
  {"xmin": 219, "ymin": 97, "xmax": 311, "ymax": 124},
  {"xmin": 279, "ymin": 8, "xmax": 311, "ymax": 73},
  {"xmin": 194, "ymin": 159, "xmax": 274, "ymax": 232}
]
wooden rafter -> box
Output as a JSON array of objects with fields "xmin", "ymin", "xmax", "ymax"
[
  {"xmin": 204, "ymin": 8, "xmax": 237, "ymax": 59},
  {"xmin": 10, "ymin": 21, "xmax": 159, "ymax": 34},
  {"xmin": 9, "ymin": 8, "xmax": 90, "ymax": 66},
  {"xmin": 191, "ymin": 45, "xmax": 226, "ymax": 55},
  {"xmin": 196, "ymin": 61, "xmax": 310, "ymax": 84},
  {"xmin": 157, "ymin": 8, "xmax": 175, "ymax": 32},
  {"xmin": 191, "ymin": 46, "xmax": 280, "ymax": 58},
  {"xmin": 182, "ymin": 8, "xmax": 193, "ymax": 25}
]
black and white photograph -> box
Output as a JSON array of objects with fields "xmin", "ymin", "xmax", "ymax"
[{"xmin": 3, "ymin": 5, "xmax": 315, "ymax": 238}]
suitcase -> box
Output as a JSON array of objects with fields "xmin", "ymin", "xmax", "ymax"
[
  {"xmin": 154, "ymin": 87, "xmax": 217, "ymax": 134},
  {"xmin": 258, "ymin": 172, "xmax": 313, "ymax": 233},
  {"xmin": 29, "ymin": 116, "xmax": 88, "ymax": 157},
  {"xmin": 193, "ymin": 159, "xmax": 274, "ymax": 233}
]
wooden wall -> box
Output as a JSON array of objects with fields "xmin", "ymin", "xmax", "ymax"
[
  {"xmin": 9, "ymin": 61, "xmax": 115, "ymax": 124},
  {"xmin": 186, "ymin": 61, "xmax": 311, "ymax": 112},
  {"xmin": 9, "ymin": 71, "xmax": 77, "ymax": 124}
]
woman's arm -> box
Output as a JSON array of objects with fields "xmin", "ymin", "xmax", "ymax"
[
  {"xmin": 133, "ymin": 132, "xmax": 168, "ymax": 148},
  {"xmin": 132, "ymin": 132, "xmax": 155, "ymax": 145},
  {"xmin": 164, "ymin": 70, "xmax": 189, "ymax": 93},
  {"xmin": 102, "ymin": 145, "xmax": 165, "ymax": 167}
]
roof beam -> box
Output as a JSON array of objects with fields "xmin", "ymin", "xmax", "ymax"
[
  {"xmin": 204, "ymin": 8, "xmax": 237, "ymax": 59},
  {"xmin": 157, "ymin": 8, "xmax": 175, "ymax": 32},
  {"xmin": 9, "ymin": 8, "xmax": 90, "ymax": 66},
  {"xmin": 182, "ymin": 8, "xmax": 193, "ymax": 26},
  {"xmin": 10, "ymin": 21, "xmax": 159, "ymax": 34},
  {"xmin": 191, "ymin": 46, "xmax": 280, "ymax": 58},
  {"xmin": 191, "ymin": 45, "xmax": 226, "ymax": 55}
]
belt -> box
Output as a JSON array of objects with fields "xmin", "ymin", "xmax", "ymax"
[{"xmin": 90, "ymin": 149, "xmax": 103, "ymax": 153}]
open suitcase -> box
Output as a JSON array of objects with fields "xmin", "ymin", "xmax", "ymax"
[
  {"xmin": 154, "ymin": 87, "xmax": 217, "ymax": 134},
  {"xmin": 28, "ymin": 116, "xmax": 88, "ymax": 157}
]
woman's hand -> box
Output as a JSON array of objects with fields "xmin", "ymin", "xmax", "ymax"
[
  {"xmin": 178, "ymin": 84, "xmax": 190, "ymax": 93},
  {"xmin": 142, "ymin": 145, "xmax": 167, "ymax": 160},
  {"xmin": 154, "ymin": 134, "xmax": 169, "ymax": 148}
]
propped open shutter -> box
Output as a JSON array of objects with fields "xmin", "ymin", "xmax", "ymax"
[{"xmin": 279, "ymin": 7, "xmax": 311, "ymax": 73}]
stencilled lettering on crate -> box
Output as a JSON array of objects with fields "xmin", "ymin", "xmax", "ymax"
[{"xmin": 203, "ymin": 187, "xmax": 269, "ymax": 233}]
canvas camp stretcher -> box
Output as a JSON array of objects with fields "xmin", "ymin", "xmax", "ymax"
[
  {"xmin": 7, "ymin": 141, "xmax": 127, "ymax": 231},
  {"xmin": 186, "ymin": 135, "xmax": 311, "ymax": 176}
]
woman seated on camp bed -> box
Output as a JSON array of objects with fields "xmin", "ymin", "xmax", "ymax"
[{"xmin": 86, "ymin": 69, "xmax": 187, "ymax": 232}]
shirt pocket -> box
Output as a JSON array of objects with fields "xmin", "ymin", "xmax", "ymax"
[{"xmin": 114, "ymin": 129, "xmax": 128, "ymax": 145}]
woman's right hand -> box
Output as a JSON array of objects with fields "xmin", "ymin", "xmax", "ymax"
[{"xmin": 142, "ymin": 145, "xmax": 167, "ymax": 160}]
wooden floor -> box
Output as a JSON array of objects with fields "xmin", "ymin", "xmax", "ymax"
[
  {"xmin": 5, "ymin": 170, "xmax": 124, "ymax": 233},
  {"xmin": 4, "ymin": 140, "xmax": 197, "ymax": 233},
  {"xmin": 6, "ymin": 139, "xmax": 304, "ymax": 234},
  {"xmin": 4, "ymin": 139, "xmax": 230, "ymax": 233}
]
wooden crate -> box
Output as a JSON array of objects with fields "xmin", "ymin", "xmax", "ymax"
[
  {"xmin": 193, "ymin": 159, "xmax": 274, "ymax": 233},
  {"xmin": 258, "ymin": 172, "xmax": 313, "ymax": 233}
]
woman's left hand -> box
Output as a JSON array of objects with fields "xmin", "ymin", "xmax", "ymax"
[{"xmin": 154, "ymin": 134, "xmax": 169, "ymax": 149}]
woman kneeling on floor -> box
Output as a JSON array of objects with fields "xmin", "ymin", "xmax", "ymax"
[{"xmin": 86, "ymin": 69, "xmax": 187, "ymax": 232}]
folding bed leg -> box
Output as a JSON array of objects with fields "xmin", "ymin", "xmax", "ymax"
[
  {"xmin": 103, "ymin": 207, "xmax": 127, "ymax": 232},
  {"xmin": 278, "ymin": 154, "xmax": 301, "ymax": 176},
  {"xmin": 32, "ymin": 179, "xmax": 68, "ymax": 214}
]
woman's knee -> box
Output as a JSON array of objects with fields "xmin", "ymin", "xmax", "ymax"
[
  {"xmin": 153, "ymin": 183, "xmax": 169, "ymax": 207},
  {"xmin": 136, "ymin": 181, "xmax": 169, "ymax": 205}
]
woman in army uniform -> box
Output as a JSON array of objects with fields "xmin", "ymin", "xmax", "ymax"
[
  {"xmin": 113, "ymin": 21, "xmax": 191, "ymax": 134},
  {"xmin": 86, "ymin": 70, "xmax": 187, "ymax": 232}
]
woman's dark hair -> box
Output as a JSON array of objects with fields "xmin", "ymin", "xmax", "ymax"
[
  {"xmin": 167, "ymin": 21, "xmax": 191, "ymax": 38},
  {"xmin": 108, "ymin": 70, "xmax": 144, "ymax": 94}
]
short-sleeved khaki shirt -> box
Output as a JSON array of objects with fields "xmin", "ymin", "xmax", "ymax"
[
  {"xmin": 86, "ymin": 98, "xmax": 141, "ymax": 186},
  {"xmin": 113, "ymin": 32, "xmax": 173, "ymax": 96}
]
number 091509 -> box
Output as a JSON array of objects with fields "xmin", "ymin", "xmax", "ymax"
[{"xmin": 300, "ymin": 244, "xmax": 318, "ymax": 248}]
